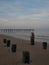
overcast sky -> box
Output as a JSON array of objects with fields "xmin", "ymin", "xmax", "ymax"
[{"xmin": 0, "ymin": 0, "xmax": 49, "ymax": 29}]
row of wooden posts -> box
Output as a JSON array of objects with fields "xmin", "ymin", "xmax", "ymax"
[
  {"xmin": 31, "ymin": 32, "xmax": 47, "ymax": 49},
  {"xmin": 3, "ymin": 32, "xmax": 47, "ymax": 64},
  {"xmin": 3, "ymin": 39, "xmax": 16, "ymax": 52}
]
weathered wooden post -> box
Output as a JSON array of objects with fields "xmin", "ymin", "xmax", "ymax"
[
  {"xmin": 43, "ymin": 42, "xmax": 47, "ymax": 49},
  {"xmin": 3, "ymin": 39, "xmax": 7, "ymax": 47},
  {"xmin": 7, "ymin": 40, "xmax": 10, "ymax": 47},
  {"xmin": 3, "ymin": 39, "xmax": 6, "ymax": 44},
  {"xmin": 30, "ymin": 32, "xmax": 34, "ymax": 45},
  {"xmin": 23, "ymin": 51, "xmax": 30, "ymax": 64},
  {"xmin": 11, "ymin": 44, "xmax": 16, "ymax": 52}
]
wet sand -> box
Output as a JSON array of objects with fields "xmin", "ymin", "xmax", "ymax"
[{"xmin": 0, "ymin": 34, "xmax": 49, "ymax": 65}]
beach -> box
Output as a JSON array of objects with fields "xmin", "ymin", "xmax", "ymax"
[{"xmin": 0, "ymin": 34, "xmax": 49, "ymax": 65}]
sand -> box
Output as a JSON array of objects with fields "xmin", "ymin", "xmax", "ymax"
[{"xmin": 0, "ymin": 34, "xmax": 49, "ymax": 65}]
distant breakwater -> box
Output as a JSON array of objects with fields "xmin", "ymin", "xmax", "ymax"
[{"xmin": 0, "ymin": 29, "xmax": 34, "ymax": 32}]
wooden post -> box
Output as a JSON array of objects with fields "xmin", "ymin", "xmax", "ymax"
[
  {"xmin": 7, "ymin": 40, "xmax": 10, "ymax": 47},
  {"xmin": 43, "ymin": 42, "xmax": 47, "ymax": 49},
  {"xmin": 11, "ymin": 44, "xmax": 16, "ymax": 52},
  {"xmin": 30, "ymin": 32, "xmax": 34, "ymax": 45},
  {"xmin": 3, "ymin": 39, "xmax": 7, "ymax": 47},
  {"xmin": 3, "ymin": 39, "xmax": 6, "ymax": 44},
  {"xmin": 23, "ymin": 51, "xmax": 30, "ymax": 64}
]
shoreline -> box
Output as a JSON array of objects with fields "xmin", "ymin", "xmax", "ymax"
[{"xmin": 0, "ymin": 32, "xmax": 49, "ymax": 43}]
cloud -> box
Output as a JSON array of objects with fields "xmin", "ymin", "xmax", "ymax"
[{"xmin": 17, "ymin": 13, "xmax": 49, "ymax": 20}]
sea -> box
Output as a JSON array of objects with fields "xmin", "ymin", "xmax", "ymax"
[{"xmin": 0, "ymin": 29, "xmax": 49, "ymax": 43}]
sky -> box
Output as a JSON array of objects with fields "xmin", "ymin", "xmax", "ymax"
[{"xmin": 0, "ymin": 0, "xmax": 49, "ymax": 30}]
